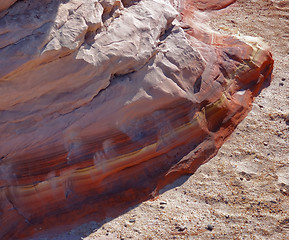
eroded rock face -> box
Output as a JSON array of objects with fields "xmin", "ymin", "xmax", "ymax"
[{"xmin": 0, "ymin": 0, "xmax": 273, "ymax": 239}]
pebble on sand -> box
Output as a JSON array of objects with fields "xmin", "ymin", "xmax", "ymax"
[{"xmin": 206, "ymin": 224, "xmax": 214, "ymax": 231}]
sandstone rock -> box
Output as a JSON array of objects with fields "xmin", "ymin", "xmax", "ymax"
[
  {"xmin": 0, "ymin": 0, "xmax": 273, "ymax": 239},
  {"xmin": 0, "ymin": 0, "xmax": 17, "ymax": 12}
]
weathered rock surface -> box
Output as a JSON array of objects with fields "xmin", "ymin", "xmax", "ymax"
[{"xmin": 0, "ymin": 0, "xmax": 273, "ymax": 239}]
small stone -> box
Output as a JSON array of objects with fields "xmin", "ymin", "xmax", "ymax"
[
  {"xmin": 133, "ymin": 228, "xmax": 141, "ymax": 233},
  {"xmin": 281, "ymin": 77, "xmax": 286, "ymax": 81},
  {"xmin": 129, "ymin": 219, "xmax": 135, "ymax": 223},
  {"xmin": 279, "ymin": 82, "xmax": 284, "ymax": 86},
  {"xmin": 206, "ymin": 224, "xmax": 214, "ymax": 231},
  {"xmin": 176, "ymin": 226, "xmax": 187, "ymax": 232},
  {"xmin": 160, "ymin": 205, "xmax": 165, "ymax": 209},
  {"xmin": 263, "ymin": 141, "xmax": 268, "ymax": 146},
  {"xmin": 285, "ymin": 115, "xmax": 289, "ymax": 125},
  {"xmin": 160, "ymin": 201, "xmax": 167, "ymax": 205}
]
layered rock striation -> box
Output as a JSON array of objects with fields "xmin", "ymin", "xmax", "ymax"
[{"xmin": 0, "ymin": 0, "xmax": 273, "ymax": 239}]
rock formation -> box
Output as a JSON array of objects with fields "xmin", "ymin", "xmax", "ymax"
[{"xmin": 0, "ymin": 0, "xmax": 273, "ymax": 239}]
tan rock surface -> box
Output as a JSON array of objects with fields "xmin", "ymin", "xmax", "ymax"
[{"xmin": 0, "ymin": 0, "xmax": 17, "ymax": 12}]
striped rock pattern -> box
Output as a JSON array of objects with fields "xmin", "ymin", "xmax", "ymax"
[{"xmin": 0, "ymin": 0, "xmax": 273, "ymax": 239}]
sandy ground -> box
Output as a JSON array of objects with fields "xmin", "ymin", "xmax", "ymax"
[{"xmin": 41, "ymin": 0, "xmax": 289, "ymax": 239}]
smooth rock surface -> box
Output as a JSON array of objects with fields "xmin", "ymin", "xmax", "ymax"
[
  {"xmin": 0, "ymin": 0, "xmax": 273, "ymax": 239},
  {"xmin": 0, "ymin": 0, "xmax": 17, "ymax": 12}
]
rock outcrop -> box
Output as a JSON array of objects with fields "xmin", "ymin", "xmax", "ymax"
[{"xmin": 0, "ymin": 0, "xmax": 273, "ymax": 239}]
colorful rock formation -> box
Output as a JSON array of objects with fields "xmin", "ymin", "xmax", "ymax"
[{"xmin": 0, "ymin": 0, "xmax": 273, "ymax": 239}]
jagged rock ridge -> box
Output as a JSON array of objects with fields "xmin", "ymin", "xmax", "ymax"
[{"xmin": 0, "ymin": 0, "xmax": 273, "ymax": 239}]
